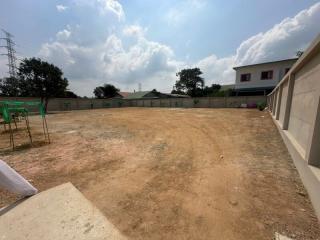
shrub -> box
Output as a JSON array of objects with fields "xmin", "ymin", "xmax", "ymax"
[{"xmin": 257, "ymin": 102, "xmax": 267, "ymax": 111}]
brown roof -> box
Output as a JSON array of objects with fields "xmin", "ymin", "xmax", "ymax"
[{"xmin": 118, "ymin": 92, "xmax": 132, "ymax": 98}]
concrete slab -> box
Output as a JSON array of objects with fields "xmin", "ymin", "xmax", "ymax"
[
  {"xmin": 275, "ymin": 232, "xmax": 293, "ymax": 240},
  {"xmin": 0, "ymin": 182, "xmax": 126, "ymax": 240}
]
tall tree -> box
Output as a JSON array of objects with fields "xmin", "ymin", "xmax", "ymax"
[
  {"xmin": 173, "ymin": 68, "xmax": 204, "ymax": 97},
  {"xmin": 18, "ymin": 58, "xmax": 69, "ymax": 111},
  {"xmin": 63, "ymin": 90, "xmax": 78, "ymax": 98},
  {"xmin": 93, "ymin": 84, "xmax": 119, "ymax": 98},
  {"xmin": 202, "ymin": 84, "xmax": 221, "ymax": 96}
]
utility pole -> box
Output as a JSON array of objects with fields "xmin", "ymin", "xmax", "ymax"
[{"xmin": 0, "ymin": 29, "xmax": 18, "ymax": 78}]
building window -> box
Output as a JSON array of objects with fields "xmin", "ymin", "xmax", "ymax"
[
  {"xmin": 285, "ymin": 68, "xmax": 290, "ymax": 74},
  {"xmin": 240, "ymin": 73, "xmax": 251, "ymax": 82},
  {"xmin": 261, "ymin": 70, "xmax": 273, "ymax": 80}
]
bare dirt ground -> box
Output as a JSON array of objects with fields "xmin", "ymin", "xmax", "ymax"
[{"xmin": 0, "ymin": 108, "xmax": 319, "ymax": 239}]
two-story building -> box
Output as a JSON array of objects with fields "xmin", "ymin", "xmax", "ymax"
[{"xmin": 233, "ymin": 58, "xmax": 298, "ymax": 95}]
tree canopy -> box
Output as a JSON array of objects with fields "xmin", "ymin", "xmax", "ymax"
[
  {"xmin": 202, "ymin": 84, "xmax": 221, "ymax": 96},
  {"xmin": 0, "ymin": 77, "xmax": 21, "ymax": 97},
  {"xmin": 173, "ymin": 68, "xmax": 204, "ymax": 97},
  {"xmin": 93, "ymin": 84, "xmax": 119, "ymax": 98},
  {"xmin": 63, "ymin": 90, "xmax": 78, "ymax": 98},
  {"xmin": 17, "ymin": 58, "xmax": 69, "ymax": 110}
]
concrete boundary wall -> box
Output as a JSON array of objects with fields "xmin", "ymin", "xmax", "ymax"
[
  {"xmin": 267, "ymin": 34, "xmax": 320, "ymax": 219},
  {"xmin": 0, "ymin": 96, "xmax": 266, "ymax": 112}
]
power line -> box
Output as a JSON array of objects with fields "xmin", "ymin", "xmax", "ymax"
[{"xmin": 0, "ymin": 29, "xmax": 18, "ymax": 78}]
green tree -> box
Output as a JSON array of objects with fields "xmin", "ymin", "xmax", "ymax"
[
  {"xmin": 63, "ymin": 90, "xmax": 78, "ymax": 98},
  {"xmin": 296, "ymin": 51, "xmax": 304, "ymax": 58},
  {"xmin": 202, "ymin": 84, "xmax": 221, "ymax": 96},
  {"xmin": 93, "ymin": 84, "xmax": 119, "ymax": 98},
  {"xmin": 174, "ymin": 68, "xmax": 204, "ymax": 97},
  {"xmin": 18, "ymin": 58, "xmax": 69, "ymax": 111},
  {"xmin": 0, "ymin": 77, "xmax": 21, "ymax": 96},
  {"xmin": 171, "ymin": 89, "xmax": 186, "ymax": 95}
]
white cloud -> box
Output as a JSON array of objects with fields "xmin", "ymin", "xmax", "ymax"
[
  {"xmin": 56, "ymin": 29, "xmax": 71, "ymax": 41},
  {"xmin": 101, "ymin": 34, "xmax": 181, "ymax": 88},
  {"xmin": 123, "ymin": 25, "xmax": 146, "ymax": 38},
  {"xmin": 235, "ymin": 2, "xmax": 320, "ymax": 66},
  {"xmin": 97, "ymin": 0, "xmax": 125, "ymax": 21},
  {"xmin": 38, "ymin": 24, "xmax": 181, "ymax": 95},
  {"xmin": 166, "ymin": 0, "xmax": 206, "ymax": 26},
  {"xmin": 38, "ymin": 2, "xmax": 320, "ymax": 96},
  {"xmin": 56, "ymin": 4, "xmax": 68, "ymax": 12},
  {"xmin": 196, "ymin": 2, "xmax": 320, "ymax": 86},
  {"xmin": 197, "ymin": 55, "xmax": 235, "ymax": 85}
]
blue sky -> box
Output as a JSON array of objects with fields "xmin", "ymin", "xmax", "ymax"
[{"xmin": 1, "ymin": 0, "xmax": 320, "ymax": 96}]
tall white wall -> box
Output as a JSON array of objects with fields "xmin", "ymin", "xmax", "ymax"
[{"xmin": 267, "ymin": 34, "xmax": 320, "ymax": 219}]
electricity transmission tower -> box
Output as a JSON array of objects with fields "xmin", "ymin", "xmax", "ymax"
[{"xmin": 0, "ymin": 29, "xmax": 18, "ymax": 78}]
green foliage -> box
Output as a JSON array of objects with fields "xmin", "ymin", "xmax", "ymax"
[
  {"xmin": 213, "ymin": 88, "xmax": 233, "ymax": 97},
  {"xmin": 202, "ymin": 84, "xmax": 222, "ymax": 96},
  {"xmin": 94, "ymin": 84, "xmax": 119, "ymax": 98},
  {"xmin": 296, "ymin": 51, "xmax": 304, "ymax": 58},
  {"xmin": 171, "ymin": 89, "xmax": 186, "ymax": 95},
  {"xmin": 0, "ymin": 77, "xmax": 21, "ymax": 97},
  {"xmin": 257, "ymin": 101, "xmax": 267, "ymax": 111},
  {"xmin": 174, "ymin": 68, "xmax": 204, "ymax": 97},
  {"xmin": 63, "ymin": 91, "xmax": 78, "ymax": 98},
  {"xmin": 193, "ymin": 99, "xmax": 199, "ymax": 105},
  {"xmin": 18, "ymin": 58, "xmax": 68, "ymax": 98},
  {"xmin": 172, "ymin": 69, "xmax": 232, "ymax": 97},
  {"xmin": 17, "ymin": 58, "xmax": 69, "ymax": 111}
]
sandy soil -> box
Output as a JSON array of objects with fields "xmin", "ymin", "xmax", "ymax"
[{"xmin": 0, "ymin": 108, "xmax": 319, "ymax": 239}]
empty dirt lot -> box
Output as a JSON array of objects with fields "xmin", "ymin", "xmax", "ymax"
[{"xmin": 0, "ymin": 108, "xmax": 319, "ymax": 239}]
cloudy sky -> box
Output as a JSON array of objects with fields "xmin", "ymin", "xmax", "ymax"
[{"xmin": 0, "ymin": 0, "xmax": 320, "ymax": 96}]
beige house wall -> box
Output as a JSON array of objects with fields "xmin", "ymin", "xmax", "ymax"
[{"xmin": 235, "ymin": 59, "xmax": 297, "ymax": 89}]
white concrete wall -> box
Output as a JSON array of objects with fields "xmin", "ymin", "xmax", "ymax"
[
  {"xmin": 235, "ymin": 59, "xmax": 296, "ymax": 89},
  {"xmin": 267, "ymin": 34, "xmax": 320, "ymax": 219},
  {"xmin": 288, "ymin": 54, "xmax": 320, "ymax": 153}
]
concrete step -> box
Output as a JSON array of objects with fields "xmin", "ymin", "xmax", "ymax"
[{"xmin": 0, "ymin": 182, "xmax": 126, "ymax": 240}]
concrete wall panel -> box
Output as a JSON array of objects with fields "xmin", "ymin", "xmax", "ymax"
[
  {"xmin": 279, "ymin": 80, "xmax": 289, "ymax": 125},
  {"xmin": 182, "ymin": 99, "xmax": 194, "ymax": 108},
  {"xmin": 267, "ymin": 34, "xmax": 320, "ymax": 220},
  {"xmin": 288, "ymin": 53, "xmax": 320, "ymax": 152}
]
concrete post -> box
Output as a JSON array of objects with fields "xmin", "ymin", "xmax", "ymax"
[
  {"xmin": 268, "ymin": 96, "xmax": 272, "ymax": 112},
  {"xmin": 305, "ymin": 96, "xmax": 320, "ymax": 167},
  {"xmin": 269, "ymin": 95, "xmax": 273, "ymax": 112},
  {"xmin": 271, "ymin": 92, "xmax": 276, "ymax": 114},
  {"xmin": 276, "ymin": 85, "xmax": 283, "ymax": 120},
  {"xmin": 272, "ymin": 89, "xmax": 278, "ymax": 116},
  {"xmin": 282, "ymin": 74, "xmax": 295, "ymax": 130}
]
